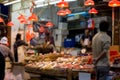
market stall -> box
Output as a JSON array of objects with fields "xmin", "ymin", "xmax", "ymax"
[{"xmin": 24, "ymin": 49, "xmax": 94, "ymax": 80}]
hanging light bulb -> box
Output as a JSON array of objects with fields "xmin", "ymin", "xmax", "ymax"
[
  {"xmin": 84, "ymin": 0, "xmax": 95, "ymax": 6},
  {"xmin": 57, "ymin": 0, "xmax": 69, "ymax": 8},
  {"xmin": 108, "ymin": 0, "xmax": 120, "ymax": 7},
  {"xmin": 57, "ymin": 9, "xmax": 66, "ymax": 16},
  {"xmin": 65, "ymin": 9, "xmax": 71, "ymax": 14},
  {"xmin": 28, "ymin": 13, "xmax": 38, "ymax": 21},
  {"xmin": 7, "ymin": 21, "xmax": 14, "ymax": 26},
  {"xmin": 0, "ymin": 17, "xmax": 4, "ymax": 22},
  {"xmin": 45, "ymin": 21, "xmax": 54, "ymax": 27},
  {"xmin": 89, "ymin": 8, "xmax": 98, "ymax": 14}
]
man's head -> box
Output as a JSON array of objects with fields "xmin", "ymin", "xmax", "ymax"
[
  {"xmin": 99, "ymin": 20, "xmax": 109, "ymax": 32},
  {"xmin": 85, "ymin": 28, "xmax": 90, "ymax": 36},
  {"xmin": 0, "ymin": 37, "xmax": 9, "ymax": 45}
]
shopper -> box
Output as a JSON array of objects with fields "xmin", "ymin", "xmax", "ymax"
[
  {"xmin": 13, "ymin": 33, "xmax": 28, "ymax": 62},
  {"xmin": 80, "ymin": 28, "xmax": 92, "ymax": 51},
  {"xmin": 92, "ymin": 20, "xmax": 111, "ymax": 80},
  {"xmin": 0, "ymin": 36, "xmax": 14, "ymax": 80}
]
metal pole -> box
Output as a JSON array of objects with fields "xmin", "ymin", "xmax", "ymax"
[{"xmin": 112, "ymin": 7, "xmax": 114, "ymax": 45}]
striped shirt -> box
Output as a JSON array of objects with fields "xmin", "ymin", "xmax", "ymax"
[
  {"xmin": 92, "ymin": 31, "xmax": 111, "ymax": 66},
  {"xmin": 0, "ymin": 44, "xmax": 14, "ymax": 62}
]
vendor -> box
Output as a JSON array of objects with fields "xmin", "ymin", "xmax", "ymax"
[
  {"xmin": 13, "ymin": 33, "xmax": 28, "ymax": 62},
  {"xmin": 80, "ymin": 28, "xmax": 92, "ymax": 51}
]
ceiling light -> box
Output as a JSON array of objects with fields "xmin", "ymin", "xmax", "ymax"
[{"xmin": 4, "ymin": 0, "xmax": 21, "ymax": 6}]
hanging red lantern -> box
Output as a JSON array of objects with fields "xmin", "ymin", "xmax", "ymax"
[
  {"xmin": 20, "ymin": 19, "xmax": 28, "ymax": 24},
  {"xmin": 28, "ymin": 13, "xmax": 38, "ymax": 21},
  {"xmin": 0, "ymin": 17, "xmax": 4, "ymax": 22},
  {"xmin": 89, "ymin": 8, "xmax": 98, "ymax": 14},
  {"xmin": 7, "ymin": 21, "xmax": 14, "ymax": 26},
  {"xmin": 57, "ymin": 9, "xmax": 66, "ymax": 16},
  {"xmin": 39, "ymin": 26, "xmax": 45, "ymax": 33},
  {"xmin": 65, "ymin": 9, "xmax": 71, "ymax": 14},
  {"xmin": 45, "ymin": 21, "xmax": 54, "ymax": 27},
  {"xmin": 108, "ymin": 0, "xmax": 120, "ymax": 7},
  {"xmin": 57, "ymin": 0, "xmax": 69, "ymax": 8},
  {"xmin": 84, "ymin": 0, "xmax": 95, "ymax": 6},
  {"xmin": 17, "ymin": 14, "xmax": 26, "ymax": 21}
]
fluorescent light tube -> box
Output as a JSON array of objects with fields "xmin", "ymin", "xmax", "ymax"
[{"xmin": 4, "ymin": 0, "xmax": 21, "ymax": 6}]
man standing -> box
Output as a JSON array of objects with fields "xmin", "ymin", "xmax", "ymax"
[
  {"xmin": 0, "ymin": 36, "xmax": 14, "ymax": 80},
  {"xmin": 92, "ymin": 20, "xmax": 111, "ymax": 80}
]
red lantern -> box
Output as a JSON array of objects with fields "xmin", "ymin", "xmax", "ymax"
[
  {"xmin": 57, "ymin": 9, "xmax": 66, "ymax": 16},
  {"xmin": 7, "ymin": 21, "xmax": 14, "ymax": 26},
  {"xmin": 45, "ymin": 21, "xmax": 54, "ymax": 27},
  {"xmin": 57, "ymin": 0, "xmax": 69, "ymax": 8},
  {"xmin": 84, "ymin": 0, "xmax": 94, "ymax": 6},
  {"xmin": 108, "ymin": 0, "xmax": 120, "ymax": 7},
  {"xmin": 65, "ymin": 9, "xmax": 71, "ymax": 14},
  {"xmin": 89, "ymin": 8, "xmax": 98, "ymax": 14},
  {"xmin": 28, "ymin": 13, "xmax": 38, "ymax": 21},
  {"xmin": 17, "ymin": 14, "xmax": 26, "ymax": 21},
  {"xmin": 20, "ymin": 19, "xmax": 28, "ymax": 24}
]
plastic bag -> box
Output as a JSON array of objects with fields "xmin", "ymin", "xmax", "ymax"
[{"xmin": 4, "ymin": 70, "xmax": 16, "ymax": 80}]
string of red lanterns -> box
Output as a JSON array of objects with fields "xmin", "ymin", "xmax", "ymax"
[{"xmin": 89, "ymin": 8, "xmax": 98, "ymax": 14}]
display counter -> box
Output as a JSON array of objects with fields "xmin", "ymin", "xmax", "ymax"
[{"xmin": 25, "ymin": 66, "xmax": 94, "ymax": 80}]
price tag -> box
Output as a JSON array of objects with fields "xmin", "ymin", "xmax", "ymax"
[{"xmin": 79, "ymin": 72, "xmax": 91, "ymax": 80}]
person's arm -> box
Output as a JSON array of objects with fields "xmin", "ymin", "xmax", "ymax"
[
  {"xmin": 80, "ymin": 35, "xmax": 85, "ymax": 47},
  {"xmin": 95, "ymin": 41, "xmax": 111, "ymax": 64}
]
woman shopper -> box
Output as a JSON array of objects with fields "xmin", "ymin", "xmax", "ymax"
[
  {"xmin": 13, "ymin": 33, "xmax": 28, "ymax": 62},
  {"xmin": 0, "ymin": 36, "xmax": 14, "ymax": 80}
]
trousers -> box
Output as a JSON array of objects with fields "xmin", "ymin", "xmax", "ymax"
[{"xmin": 0, "ymin": 52, "xmax": 5, "ymax": 80}]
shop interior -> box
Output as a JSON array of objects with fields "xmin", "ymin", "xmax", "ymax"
[{"xmin": 0, "ymin": 0, "xmax": 120, "ymax": 80}]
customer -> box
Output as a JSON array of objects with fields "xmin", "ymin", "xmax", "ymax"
[
  {"xmin": 92, "ymin": 20, "xmax": 111, "ymax": 80},
  {"xmin": 13, "ymin": 33, "xmax": 28, "ymax": 62},
  {"xmin": 80, "ymin": 28, "xmax": 92, "ymax": 51},
  {"xmin": 0, "ymin": 36, "xmax": 14, "ymax": 80}
]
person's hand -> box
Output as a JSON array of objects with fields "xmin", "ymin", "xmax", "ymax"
[
  {"xmin": 93, "ymin": 58, "xmax": 98, "ymax": 65},
  {"xmin": 10, "ymin": 63, "xmax": 14, "ymax": 72}
]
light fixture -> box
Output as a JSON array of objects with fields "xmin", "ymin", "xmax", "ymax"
[
  {"xmin": 7, "ymin": 21, "xmax": 14, "ymax": 26},
  {"xmin": 28, "ymin": 13, "xmax": 38, "ymax": 21},
  {"xmin": 17, "ymin": 14, "xmax": 26, "ymax": 21},
  {"xmin": 57, "ymin": 9, "xmax": 66, "ymax": 16},
  {"xmin": 89, "ymin": 8, "xmax": 98, "ymax": 14},
  {"xmin": 46, "ymin": 21, "xmax": 54, "ymax": 27},
  {"xmin": 108, "ymin": 0, "xmax": 120, "ymax": 7},
  {"xmin": 84, "ymin": 0, "xmax": 94, "ymax": 6},
  {"xmin": 0, "ymin": 17, "xmax": 4, "ymax": 22},
  {"xmin": 20, "ymin": 19, "xmax": 28, "ymax": 24},
  {"xmin": 35, "ymin": 0, "xmax": 76, "ymax": 8},
  {"xmin": 4, "ymin": 0, "xmax": 21, "ymax": 6},
  {"xmin": 65, "ymin": 9, "xmax": 71, "ymax": 14},
  {"xmin": 57, "ymin": 0, "xmax": 69, "ymax": 8}
]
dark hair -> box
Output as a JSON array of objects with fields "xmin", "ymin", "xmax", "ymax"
[
  {"xmin": 99, "ymin": 20, "xmax": 109, "ymax": 32},
  {"xmin": 16, "ymin": 33, "xmax": 21, "ymax": 41}
]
